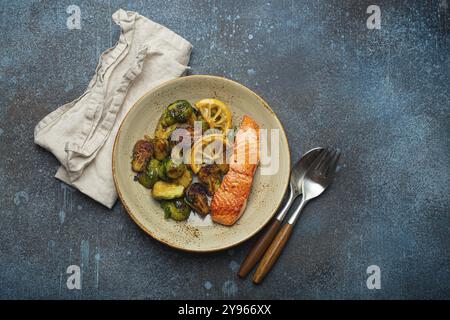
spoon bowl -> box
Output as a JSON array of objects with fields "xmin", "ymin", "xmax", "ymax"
[{"xmin": 290, "ymin": 148, "xmax": 325, "ymax": 196}]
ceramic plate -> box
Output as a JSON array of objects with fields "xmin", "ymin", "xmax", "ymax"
[{"xmin": 113, "ymin": 75, "xmax": 290, "ymax": 252}]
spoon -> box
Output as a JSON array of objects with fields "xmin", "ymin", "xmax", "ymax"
[
  {"xmin": 253, "ymin": 148, "xmax": 340, "ymax": 284},
  {"xmin": 238, "ymin": 147, "xmax": 324, "ymax": 278}
]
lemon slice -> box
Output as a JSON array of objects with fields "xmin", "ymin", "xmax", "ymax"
[
  {"xmin": 194, "ymin": 98, "xmax": 232, "ymax": 133},
  {"xmin": 190, "ymin": 133, "xmax": 231, "ymax": 173}
]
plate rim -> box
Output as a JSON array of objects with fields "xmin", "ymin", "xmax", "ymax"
[{"xmin": 112, "ymin": 74, "xmax": 291, "ymax": 253}]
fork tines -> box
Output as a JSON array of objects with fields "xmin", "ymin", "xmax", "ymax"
[{"xmin": 308, "ymin": 147, "xmax": 340, "ymax": 178}]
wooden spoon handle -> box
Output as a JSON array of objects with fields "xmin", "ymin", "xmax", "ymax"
[
  {"xmin": 238, "ymin": 219, "xmax": 282, "ymax": 278},
  {"xmin": 252, "ymin": 223, "xmax": 293, "ymax": 284}
]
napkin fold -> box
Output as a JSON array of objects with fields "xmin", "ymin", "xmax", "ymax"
[{"xmin": 34, "ymin": 9, "xmax": 192, "ymax": 208}]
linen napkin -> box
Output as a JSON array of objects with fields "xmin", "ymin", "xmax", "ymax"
[{"xmin": 34, "ymin": 9, "xmax": 192, "ymax": 208}]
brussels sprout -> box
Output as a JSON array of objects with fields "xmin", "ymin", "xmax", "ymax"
[
  {"xmin": 168, "ymin": 100, "xmax": 194, "ymax": 123},
  {"xmin": 155, "ymin": 122, "xmax": 177, "ymax": 140},
  {"xmin": 153, "ymin": 137, "xmax": 169, "ymax": 160},
  {"xmin": 131, "ymin": 139, "xmax": 153, "ymax": 172},
  {"xmin": 135, "ymin": 158, "xmax": 160, "ymax": 188},
  {"xmin": 217, "ymin": 163, "xmax": 229, "ymax": 175},
  {"xmin": 160, "ymin": 200, "xmax": 191, "ymax": 221},
  {"xmin": 160, "ymin": 100, "xmax": 194, "ymax": 127},
  {"xmin": 198, "ymin": 164, "xmax": 228, "ymax": 195},
  {"xmin": 161, "ymin": 201, "xmax": 172, "ymax": 219},
  {"xmin": 138, "ymin": 159, "xmax": 161, "ymax": 188},
  {"xmin": 152, "ymin": 181, "xmax": 185, "ymax": 200},
  {"xmin": 158, "ymin": 160, "xmax": 169, "ymax": 181},
  {"xmin": 147, "ymin": 158, "xmax": 162, "ymax": 172},
  {"xmin": 163, "ymin": 158, "xmax": 186, "ymax": 179},
  {"xmin": 173, "ymin": 170, "xmax": 192, "ymax": 188},
  {"xmin": 159, "ymin": 112, "xmax": 176, "ymax": 128},
  {"xmin": 136, "ymin": 172, "xmax": 153, "ymax": 189},
  {"xmin": 185, "ymin": 183, "xmax": 209, "ymax": 215},
  {"xmin": 169, "ymin": 124, "xmax": 194, "ymax": 150}
]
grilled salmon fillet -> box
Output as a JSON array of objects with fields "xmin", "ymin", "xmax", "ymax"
[{"xmin": 211, "ymin": 115, "xmax": 260, "ymax": 226}]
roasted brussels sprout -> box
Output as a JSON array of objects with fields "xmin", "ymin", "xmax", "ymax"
[
  {"xmin": 160, "ymin": 199, "xmax": 191, "ymax": 221},
  {"xmin": 135, "ymin": 158, "xmax": 161, "ymax": 188},
  {"xmin": 160, "ymin": 110, "xmax": 176, "ymax": 127},
  {"xmin": 173, "ymin": 170, "xmax": 192, "ymax": 188},
  {"xmin": 160, "ymin": 100, "xmax": 194, "ymax": 127},
  {"xmin": 162, "ymin": 158, "xmax": 186, "ymax": 179},
  {"xmin": 152, "ymin": 181, "xmax": 185, "ymax": 200},
  {"xmin": 136, "ymin": 172, "xmax": 153, "ymax": 189},
  {"xmin": 169, "ymin": 124, "xmax": 194, "ymax": 150},
  {"xmin": 131, "ymin": 139, "xmax": 153, "ymax": 172},
  {"xmin": 198, "ymin": 164, "xmax": 229, "ymax": 195},
  {"xmin": 217, "ymin": 163, "xmax": 229, "ymax": 175},
  {"xmin": 185, "ymin": 183, "xmax": 209, "ymax": 215},
  {"xmin": 140, "ymin": 159, "xmax": 161, "ymax": 188},
  {"xmin": 147, "ymin": 158, "xmax": 162, "ymax": 173},
  {"xmin": 153, "ymin": 137, "xmax": 169, "ymax": 160},
  {"xmin": 155, "ymin": 122, "xmax": 177, "ymax": 140},
  {"xmin": 158, "ymin": 161, "xmax": 169, "ymax": 181},
  {"xmin": 161, "ymin": 201, "xmax": 172, "ymax": 219},
  {"xmin": 168, "ymin": 100, "xmax": 193, "ymax": 122}
]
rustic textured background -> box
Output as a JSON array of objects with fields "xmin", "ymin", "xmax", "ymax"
[{"xmin": 0, "ymin": 0, "xmax": 449, "ymax": 299}]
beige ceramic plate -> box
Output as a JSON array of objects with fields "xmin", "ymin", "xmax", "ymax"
[{"xmin": 113, "ymin": 75, "xmax": 290, "ymax": 252}]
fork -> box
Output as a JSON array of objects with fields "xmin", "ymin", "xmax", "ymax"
[{"xmin": 252, "ymin": 148, "xmax": 341, "ymax": 284}]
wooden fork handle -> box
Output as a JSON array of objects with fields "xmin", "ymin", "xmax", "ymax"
[
  {"xmin": 252, "ymin": 223, "xmax": 293, "ymax": 284},
  {"xmin": 238, "ymin": 219, "xmax": 281, "ymax": 278}
]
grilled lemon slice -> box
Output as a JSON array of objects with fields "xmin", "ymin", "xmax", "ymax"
[{"xmin": 194, "ymin": 98, "xmax": 232, "ymax": 133}]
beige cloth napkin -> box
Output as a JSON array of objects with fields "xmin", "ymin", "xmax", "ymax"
[{"xmin": 34, "ymin": 9, "xmax": 192, "ymax": 208}]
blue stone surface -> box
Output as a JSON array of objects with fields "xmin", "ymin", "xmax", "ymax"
[{"xmin": 0, "ymin": 0, "xmax": 448, "ymax": 299}]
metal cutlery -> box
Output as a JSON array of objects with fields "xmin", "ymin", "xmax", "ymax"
[
  {"xmin": 253, "ymin": 148, "xmax": 340, "ymax": 284},
  {"xmin": 238, "ymin": 147, "xmax": 324, "ymax": 278}
]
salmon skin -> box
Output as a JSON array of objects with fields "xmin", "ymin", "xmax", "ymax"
[{"xmin": 211, "ymin": 115, "xmax": 260, "ymax": 226}]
